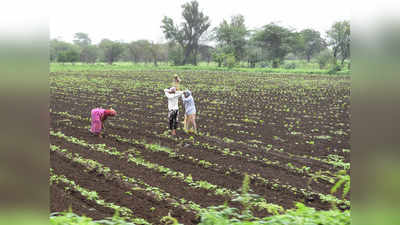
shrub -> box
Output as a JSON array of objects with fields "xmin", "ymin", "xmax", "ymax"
[
  {"xmin": 316, "ymin": 50, "xmax": 333, "ymax": 69},
  {"xmin": 328, "ymin": 64, "xmax": 342, "ymax": 74},
  {"xmin": 284, "ymin": 62, "xmax": 296, "ymax": 69},
  {"xmin": 224, "ymin": 53, "xmax": 236, "ymax": 69}
]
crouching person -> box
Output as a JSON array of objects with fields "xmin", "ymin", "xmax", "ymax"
[{"xmin": 90, "ymin": 108, "xmax": 117, "ymax": 138}]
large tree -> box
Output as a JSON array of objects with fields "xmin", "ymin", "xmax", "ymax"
[
  {"xmin": 213, "ymin": 15, "xmax": 248, "ymax": 61},
  {"xmin": 49, "ymin": 39, "xmax": 73, "ymax": 62},
  {"xmin": 73, "ymin": 32, "xmax": 91, "ymax": 48},
  {"xmin": 297, "ymin": 29, "xmax": 326, "ymax": 62},
  {"xmin": 253, "ymin": 23, "xmax": 295, "ymax": 68},
  {"xmin": 198, "ymin": 44, "xmax": 213, "ymax": 64},
  {"xmin": 161, "ymin": 0, "xmax": 211, "ymax": 65},
  {"xmin": 80, "ymin": 45, "xmax": 98, "ymax": 63},
  {"xmin": 57, "ymin": 47, "xmax": 80, "ymax": 64},
  {"xmin": 73, "ymin": 33, "xmax": 99, "ymax": 63},
  {"xmin": 99, "ymin": 39, "xmax": 124, "ymax": 64},
  {"xmin": 148, "ymin": 41, "xmax": 161, "ymax": 66},
  {"xmin": 245, "ymin": 39, "xmax": 264, "ymax": 68},
  {"xmin": 327, "ymin": 20, "xmax": 350, "ymax": 65},
  {"xmin": 127, "ymin": 40, "xmax": 152, "ymax": 63}
]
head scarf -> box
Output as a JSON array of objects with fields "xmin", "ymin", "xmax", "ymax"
[
  {"xmin": 184, "ymin": 90, "xmax": 191, "ymax": 97},
  {"xmin": 104, "ymin": 109, "xmax": 117, "ymax": 116},
  {"xmin": 170, "ymin": 87, "xmax": 177, "ymax": 92}
]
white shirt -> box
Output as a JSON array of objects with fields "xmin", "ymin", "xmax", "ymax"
[{"xmin": 164, "ymin": 89, "xmax": 183, "ymax": 111}]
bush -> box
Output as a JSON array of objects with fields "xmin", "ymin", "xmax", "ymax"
[
  {"xmin": 259, "ymin": 61, "xmax": 269, "ymax": 68},
  {"xmin": 328, "ymin": 64, "xmax": 342, "ymax": 74},
  {"xmin": 224, "ymin": 54, "xmax": 236, "ymax": 69},
  {"xmin": 199, "ymin": 203, "xmax": 350, "ymax": 225},
  {"xmin": 50, "ymin": 211, "xmax": 143, "ymax": 225},
  {"xmin": 316, "ymin": 50, "xmax": 333, "ymax": 69},
  {"xmin": 284, "ymin": 62, "xmax": 296, "ymax": 69},
  {"xmin": 168, "ymin": 46, "xmax": 184, "ymax": 66}
]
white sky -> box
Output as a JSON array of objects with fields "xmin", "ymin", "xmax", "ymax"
[{"xmin": 50, "ymin": 0, "xmax": 350, "ymax": 44}]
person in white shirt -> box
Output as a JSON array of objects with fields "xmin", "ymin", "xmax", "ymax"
[{"xmin": 164, "ymin": 87, "xmax": 183, "ymax": 136}]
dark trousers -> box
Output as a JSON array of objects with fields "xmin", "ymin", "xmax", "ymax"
[{"xmin": 168, "ymin": 110, "xmax": 179, "ymax": 130}]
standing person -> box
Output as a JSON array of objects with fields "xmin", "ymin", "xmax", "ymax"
[
  {"xmin": 182, "ymin": 90, "xmax": 197, "ymax": 133},
  {"xmin": 164, "ymin": 87, "xmax": 183, "ymax": 136},
  {"xmin": 90, "ymin": 108, "xmax": 117, "ymax": 138}
]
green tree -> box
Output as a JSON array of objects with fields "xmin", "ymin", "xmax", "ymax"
[
  {"xmin": 297, "ymin": 29, "xmax": 326, "ymax": 62},
  {"xmin": 57, "ymin": 47, "xmax": 79, "ymax": 64},
  {"xmin": 72, "ymin": 33, "xmax": 99, "ymax": 63},
  {"xmin": 168, "ymin": 42, "xmax": 184, "ymax": 66},
  {"xmin": 253, "ymin": 23, "xmax": 295, "ymax": 68},
  {"xmin": 198, "ymin": 45, "xmax": 213, "ymax": 64},
  {"xmin": 80, "ymin": 45, "xmax": 98, "ymax": 63},
  {"xmin": 99, "ymin": 39, "xmax": 124, "ymax": 64},
  {"xmin": 49, "ymin": 39, "xmax": 73, "ymax": 62},
  {"xmin": 316, "ymin": 49, "xmax": 333, "ymax": 69},
  {"xmin": 127, "ymin": 40, "xmax": 152, "ymax": 63},
  {"xmin": 327, "ymin": 20, "xmax": 350, "ymax": 65},
  {"xmin": 161, "ymin": 0, "xmax": 211, "ymax": 65},
  {"xmin": 213, "ymin": 14, "xmax": 248, "ymax": 61},
  {"xmin": 245, "ymin": 38, "xmax": 264, "ymax": 68},
  {"xmin": 224, "ymin": 53, "xmax": 236, "ymax": 69},
  {"xmin": 211, "ymin": 48, "xmax": 225, "ymax": 67},
  {"xmin": 73, "ymin": 32, "xmax": 91, "ymax": 48},
  {"xmin": 148, "ymin": 41, "xmax": 161, "ymax": 66}
]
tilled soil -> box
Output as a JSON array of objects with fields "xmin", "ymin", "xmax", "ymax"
[{"xmin": 50, "ymin": 71, "xmax": 350, "ymax": 224}]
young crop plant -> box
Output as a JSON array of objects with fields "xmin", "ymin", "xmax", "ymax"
[{"xmin": 331, "ymin": 170, "xmax": 350, "ymax": 199}]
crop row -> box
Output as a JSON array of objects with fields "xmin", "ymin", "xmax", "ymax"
[
  {"xmin": 50, "ymin": 169, "xmax": 151, "ymax": 225},
  {"xmin": 51, "ymin": 126, "xmax": 348, "ymax": 210},
  {"xmin": 50, "ymin": 144, "xmax": 203, "ymax": 216},
  {"xmin": 50, "ymin": 129, "xmax": 286, "ymax": 215},
  {"xmin": 51, "ymin": 109, "xmax": 347, "ymax": 178},
  {"xmin": 50, "ymin": 110, "xmax": 347, "ymax": 202}
]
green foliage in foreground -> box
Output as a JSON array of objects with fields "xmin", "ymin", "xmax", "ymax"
[
  {"xmin": 50, "ymin": 211, "xmax": 137, "ymax": 225},
  {"xmin": 50, "ymin": 203, "xmax": 350, "ymax": 225},
  {"xmin": 49, "ymin": 172, "xmax": 350, "ymax": 225},
  {"xmin": 198, "ymin": 203, "xmax": 350, "ymax": 225}
]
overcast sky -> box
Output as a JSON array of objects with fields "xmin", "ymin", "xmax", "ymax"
[{"xmin": 50, "ymin": 0, "xmax": 350, "ymax": 44}]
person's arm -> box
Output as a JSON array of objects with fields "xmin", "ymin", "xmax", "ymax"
[
  {"xmin": 169, "ymin": 91, "xmax": 183, "ymax": 99},
  {"xmin": 164, "ymin": 89, "xmax": 173, "ymax": 99},
  {"xmin": 101, "ymin": 116, "xmax": 107, "ymax": 129},
  {"xmin": 175, "ymin": 91, "xmax": 184, "ymax": 98}
]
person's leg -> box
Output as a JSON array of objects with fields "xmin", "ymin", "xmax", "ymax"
[
  {"xmin": 186, "ymin": 114, "xmax": 192, "ymax": 132},
  {"xmin": 184, "ymin": 114, "xmax": 188, "ymax": 132},
  {"xmin": 190, "ymin": 115, "xmax": 195, "ymax": 132},
  {"xmin": 192, "ymin": 114, "xmax": 197, "ymax": 133},
  {"xmin": 169, "ymin": 111, "xmax": 174, "ymax": 135},
  {"xmin": 171, "ymin": 110, "xmax": 178, "ymax": 136}
]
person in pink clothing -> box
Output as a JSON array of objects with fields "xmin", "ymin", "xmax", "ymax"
[{"xmin": 90, "ymin": 108, "xmax": 117, "ymax": 137}]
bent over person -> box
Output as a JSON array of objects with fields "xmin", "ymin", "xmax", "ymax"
[
  {"xmin": 164, "ymin": 87, "xmax": 183, "ymax": 136},
  {"xmin": 90, "ymin": 108, "xmax": 117, "ymax": 138}
]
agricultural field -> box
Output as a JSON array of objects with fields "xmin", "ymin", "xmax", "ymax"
[{"xmin": 49, "ymin": 68, "xmax": 350, "ymax": 225}]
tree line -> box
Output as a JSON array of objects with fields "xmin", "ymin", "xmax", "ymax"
[{"xmin": 50, "ymin": 0, "xmax": 350, "ymax": 70}]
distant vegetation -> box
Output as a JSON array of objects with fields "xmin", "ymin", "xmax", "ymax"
[{"xmin": 50, "ymin": 1, "xmax": 350, "ymax": 74}]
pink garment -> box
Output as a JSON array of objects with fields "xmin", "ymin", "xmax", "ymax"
[{"xmin": 90, "ymin": 108, "xmax": 106, "ymax": 134}]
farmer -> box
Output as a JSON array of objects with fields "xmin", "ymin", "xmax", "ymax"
[
  {"xmin": 90, "ymin": 108, "xmax": 117, "ymax": 137},
  {"xmin": 164, "ymin": 87, "xmax": 183, "ymax": 136},
  {"xmin": 182, "ymin": 90, "xmax": 197, "ymax": 133}
]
